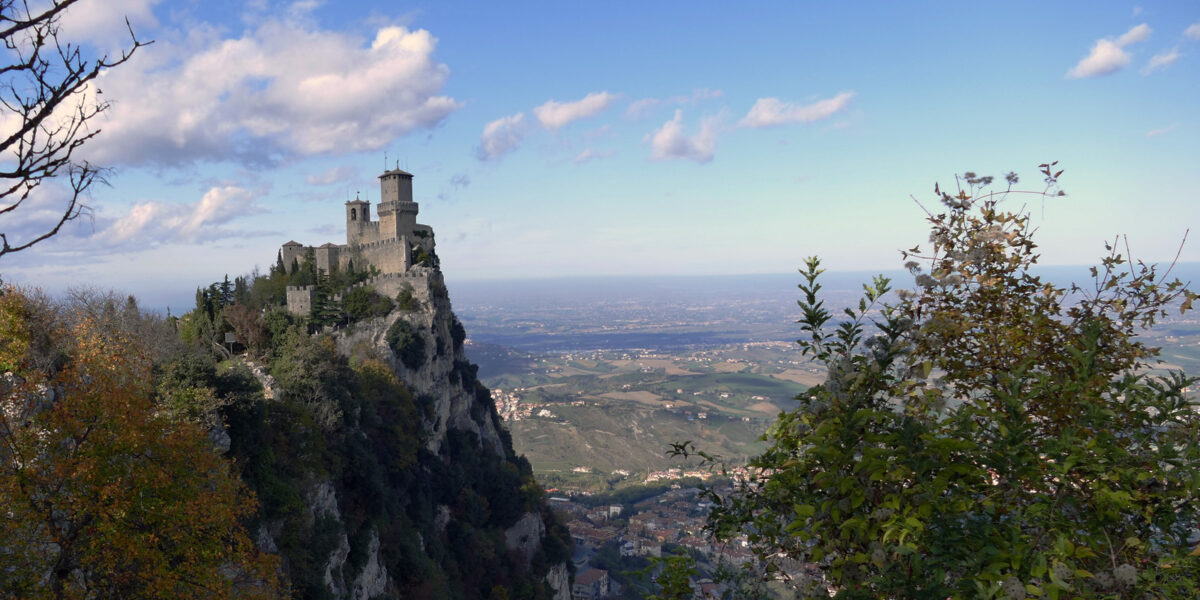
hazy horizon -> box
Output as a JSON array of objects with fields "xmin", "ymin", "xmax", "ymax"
[{"xmin": 2, "ymin": 1, "xmax": 1196, "ymax": 299}]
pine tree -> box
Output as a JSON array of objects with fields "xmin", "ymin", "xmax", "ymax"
[{"xmin": 219, "ymin": 275, "xmax": 234, "ymax": 307}]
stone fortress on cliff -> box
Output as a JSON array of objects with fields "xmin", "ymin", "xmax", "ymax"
[{"xmin": 283, "ymin": 167, "xmax": 440, "ymax": 316}]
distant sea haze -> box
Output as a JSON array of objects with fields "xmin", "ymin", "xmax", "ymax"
[{"xmin": 448, "ymin": 265, "xmax": 1200, "ymax": 354}]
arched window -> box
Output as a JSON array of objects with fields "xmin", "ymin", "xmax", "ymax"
[{"xmin": 351, "ymin": 208, "xmax": 357, "ymax": 221}]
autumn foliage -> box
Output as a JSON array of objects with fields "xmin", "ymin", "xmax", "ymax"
[{"xmin": 0, "ymin": 287, "xmax": 283, "ymax": 599}]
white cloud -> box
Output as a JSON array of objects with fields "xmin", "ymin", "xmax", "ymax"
[
  {"xmin": 738, "ymin": 92, "xmax": 855, "ymax": 128},
  {"xmin": 476, "ymin": 113, "xmax": 527, "ymax": 161},
  {"xmin": 626, "ymin": 88, "xmax": 723, "ymax": 118},
  {"xmin": 306, "ymin": 165, "xmax": 359, "ymax": 186},
  {"xmin": 1142, "ymin": 49, "xmax": 1181, "ymax": 74},
  {"xmin": 1067, "ymin": 24, "xmax": 1152, "ymax": 78},
  {"xmin": 1145, "ymin": 124, "xmax": 1177, "ymax": 137},
  {"xmin": 1117, "ymin": 23, "xmax": 1152, "ymax": 46},
  {"xmin": 646, "ymin": 110, "xmax": 718, "ymax": 163},
  {"xmin": 1187, "ymin": 23, "xmax": 1200, "ymax": 40},
  {"xmin": 60, "ymin": 0, "xmax": 161, "ymax": 50},
  {"xmin": 532, "ymin": 92, "xmax": 618, "ymax": 131},
  {"xmin": 104, "ymin": 186, "xmax": 262, "ymax": 246},
  {"xmin": 573, "ymin": 149, "xmax": 616, "ymax": 164},
  {"xmin": 81, "ymin": 20, "xmax": 460, "ymax": 167}
]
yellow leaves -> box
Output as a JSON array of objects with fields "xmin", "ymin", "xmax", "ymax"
[
  {"xmin": 0, "ymin": 290, "xmax": 32, "ymax": 373},
  {"xmin": 0, "ymin": 287, "xmax": 284, "ymax": 600}
]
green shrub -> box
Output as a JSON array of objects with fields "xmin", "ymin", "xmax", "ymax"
[
  {"xmin": 450, "ymin": 317, "xmax": 466, "ymax": 351},
  {"xmin": 343, "ymin": 287, "xmax": 394, "ymax": 322},
  {"xmin": 386, "ymin": 319, "xmax": 426, "ymax": 370},
  {"xmin": 396, "ymin": 285, "xmax": 419, "ymax": 311}
]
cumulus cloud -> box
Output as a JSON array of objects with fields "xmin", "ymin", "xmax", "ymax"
[
  {"xmin": 1142, "ymin": 49, "xmax": 1181, "ymax": 74},
  {"xmin": 60, "ymin": 0, "xmax": 161, "ymax": 50},
  {"xmin": 475, "ymin": 113, "xmax": 527, "ymax": 161},
  {"xmin": 306, "ymin": 165, "xmax": 359, "ymax": 186},
  {"xmin": 104, "ymin": 186, "xmax": 262, "ymax": 246},
  {"xmin": 739, "ymin": 92, "xmax": 855, "ymax": 128},
  {"xmin": 646, "ymin": 110, "xmax": 719, "ymax": 163},
  {"xmin": 81, "ymin": 20, "xmax": 460, "ymax": 167},
  {"xmin": 1067, "ymin": 24, "xmax": 1152, "ymax": 78},
  {"xmin": 532, "ymin": 92, "xmax": 618, "ymax": 131},
  {"xmin": 1187, "ymin": 23, "xmax": 1200, "ymax": 40}
]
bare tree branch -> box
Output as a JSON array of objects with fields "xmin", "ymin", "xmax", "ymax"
[{"xmin": 0, "ymin": 0, "xmax": 148, "ymax": 259}]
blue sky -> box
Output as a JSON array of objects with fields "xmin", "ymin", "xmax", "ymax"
[{"xmin": 2, "ymin": 0, "xmax": 1199, "ymax": 309}]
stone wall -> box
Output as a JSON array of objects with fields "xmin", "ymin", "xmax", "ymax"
[
  {"xmin": 282, "ymin": 243, "xmax": 305, "ymax": 271},
  {"xmin": 347, "ymin": 219, "xmax": 380, "ymax": 246},
  {"xmin": 315, "ymin": 245, "xmax": 340, "ymax": 273},
  {"xmin": 345, "ymin": 269, "xmax": 434, "ymax": 304},
  {"xmin": 286, "ymin": 285, "xmax": 315, "ymax": 316},
  {"xmin": 342, "ymin": 237, "xmax": 410, "ymax": 274}
]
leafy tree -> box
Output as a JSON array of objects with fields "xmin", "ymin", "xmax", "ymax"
[
  {"xmin": 226, "ymin": 302, "xmax": 270, "ymax": 355},
  {"xmin": 699, "ymin": 166, "xmax": 1200, "ymax": 598},
  {"xmin": 645, "ymin": 550, "xmax": 699, "ymax": 600},
  {"xmin": 0, "ymin": 0, "xmax": 146, "ymax": 258},
  {"xmin": 0, "ymin": 287, "xmax": 284, "ymax": 599},
  {"xmin": 342, "ymin": 286, "xmax": 394, "ymax": 322},
  {"xmin": 387, "ymin": 317, "xmax": 426, "ymax": 370}
]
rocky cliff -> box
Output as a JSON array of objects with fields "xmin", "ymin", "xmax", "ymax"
[{"xmin": 217, "ymin": 269, "xmax": 573, "ymax": 600}]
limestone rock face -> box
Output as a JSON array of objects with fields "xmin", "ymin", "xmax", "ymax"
[
  {"xmin": 505, "ymin": 512, "xmax": 546, "ymax": 569},
  {"xmin": 545, "ymin": 563, "xmax": 572, "ymax": 600},
  {"xmin": 349, "ymin": 531, "xmax": 388, "ymax": 600},
  {"xmin": 335, "ymin": 271, "xmax": 506, "ymax": 457},
  {"xmin": 262, "ymin": 268, "xmax": 568, "ymax": 599}
]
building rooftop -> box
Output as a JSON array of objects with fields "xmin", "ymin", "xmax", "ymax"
[
  {"xmin": 379, "ymin": 168, "xmax": 413, "ymax": 178},
  {"xmin": 575, "ymin": 568, "xmax": 607, "ymax": 585}
]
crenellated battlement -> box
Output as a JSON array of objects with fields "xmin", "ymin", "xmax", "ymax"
[{"xmin": 282, "ymin": 168, "xmax": 436, "ymax": 316}]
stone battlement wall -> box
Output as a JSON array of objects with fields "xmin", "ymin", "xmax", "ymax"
[
  {"xmin": 286, "ymin": 286, "xmax": 315, "ymax": 316},
  {"xmin": 281, "ymin": 169, "xmax": 435, "ymax": 316},
  {"xmin": 284, "ymin": 268, "xmax": 439, "ymax": 316}
]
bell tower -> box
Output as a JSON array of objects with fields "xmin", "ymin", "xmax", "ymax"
[{"xmin": 345, "ymin": 194, "xmax": 370, "ymax": 245}]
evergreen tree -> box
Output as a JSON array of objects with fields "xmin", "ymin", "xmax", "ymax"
[
  {"xmin": 233, "ymin": 275, "xmax": 249, "ymax": 305},
  {"xmin": 219, "ymin": 275, "xmax": 234, "ymax": 307},
  {"xmin": 309, "ymin": 269, "xmax": 342, "ymax": 328}
]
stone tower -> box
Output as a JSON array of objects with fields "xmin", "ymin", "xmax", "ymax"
[
  {"xmin": 345, "ymin": 194, "xmax": 371, "ymax": 245},
  {"xmin": 377, "ymin": 168, "xmax": 418, "ymax": 241}
]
